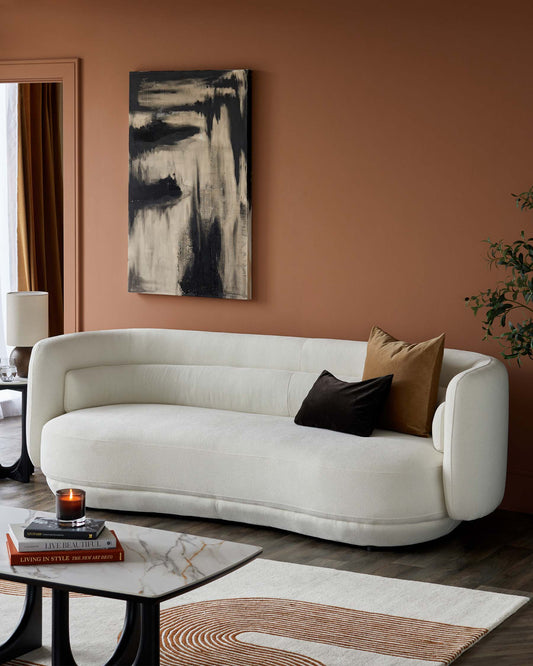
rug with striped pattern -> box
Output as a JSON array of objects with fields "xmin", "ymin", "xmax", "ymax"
[{"xmin": 0, "ymin": 558, "xmax": 528, "ymax": 665}]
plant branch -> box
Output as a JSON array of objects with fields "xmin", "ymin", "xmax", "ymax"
[{"xmin": 467, "ymin": 189, "xmax": 533, "ymax": 364}]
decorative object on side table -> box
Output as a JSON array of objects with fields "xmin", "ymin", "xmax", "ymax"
[
  {"xmin": 0, "ymin": 361, "xmax": 16, "ymax": 382},
  {"xmin": 466, "ymin": 187, "xmax": 533, "ymax": 364},
  {"xmin": 6, "ymin": 291, "xmax": 49, "ymax": 378}
]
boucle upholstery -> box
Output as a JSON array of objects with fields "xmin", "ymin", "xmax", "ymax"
[{"xmin": 27, "ymin": 329, "xmax": 509, "ymax": 546}]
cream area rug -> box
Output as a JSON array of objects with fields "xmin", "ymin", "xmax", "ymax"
[{"xmin": 0, "ymin": 558, "xmax": 528, "ymax": 665}]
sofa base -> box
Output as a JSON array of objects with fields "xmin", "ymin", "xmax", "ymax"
[{"xmin": 46, "ymin": 479, "xmax": 460, "ymax": 548}]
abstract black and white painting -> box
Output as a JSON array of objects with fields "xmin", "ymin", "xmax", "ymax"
[{"xmin": 128, "ymin": 69, "xmax": 251, "ymax": 299}]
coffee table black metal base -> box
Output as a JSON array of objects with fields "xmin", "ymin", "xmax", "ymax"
[
  {"xmin": 0, "ymin": 584, "xmax": 42, "ymax": 662},
  {"xmin": 0, "ymin": 584, "xmax": 160, "ymax": 665},
  {"xmin": 0, "ymin": 382, "xmax": 34, "ymax": 483}
]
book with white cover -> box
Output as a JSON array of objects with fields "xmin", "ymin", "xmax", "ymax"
[{"xmin": 8, "ymin": 523, "xmax": 117, "ymax": 552}]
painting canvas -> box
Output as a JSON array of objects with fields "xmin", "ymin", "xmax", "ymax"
[{"xmin": 128, "ymin": 69, "xmax": 251, "ymax": 299}]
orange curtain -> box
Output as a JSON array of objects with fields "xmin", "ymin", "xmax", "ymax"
[{"xmin": 17, "ymin": 83, "xmax": 63, "ymax": 337}]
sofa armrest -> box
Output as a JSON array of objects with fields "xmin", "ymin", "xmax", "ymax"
[
  {"xmin": 27, "ymin": 329, "xmax": 151, "ymax": 466},
  {"xmin": 442, "ymin": 357, "xmax": 509, "ymax": 520}
]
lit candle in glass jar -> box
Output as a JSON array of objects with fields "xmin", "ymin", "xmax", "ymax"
[{"xmin": 56, "ymin": 488, "xmax": 86, "ymax": 527}]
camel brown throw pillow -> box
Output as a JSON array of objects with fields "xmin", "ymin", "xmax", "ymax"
[{"xmin": 362, "ymin": 326, "xmax": 445, "ymax": 437}]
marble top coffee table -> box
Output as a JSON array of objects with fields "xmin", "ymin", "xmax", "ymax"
[{"xmin": 0, "ymin": 506, "xmax": 262, "ymax": 665}]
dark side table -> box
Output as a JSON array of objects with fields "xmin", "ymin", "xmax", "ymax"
[{"xmin": 0, "ymin": 379, "xmax": 33, "ymax": 483}]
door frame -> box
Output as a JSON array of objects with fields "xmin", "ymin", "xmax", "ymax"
[{"xmin": 0, "ymin": 58, "xmax": 80, "ymax": 333}]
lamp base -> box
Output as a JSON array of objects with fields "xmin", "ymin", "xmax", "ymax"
[{"xmin": 9, "ymin": 347, "xmax": 32, "ymax": 379}]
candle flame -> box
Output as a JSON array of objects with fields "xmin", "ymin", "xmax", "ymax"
[{"xmin": 69, "ymin": 489, "xmax": 74, "ymax": 500}]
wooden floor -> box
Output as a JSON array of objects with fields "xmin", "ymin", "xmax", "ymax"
[{"xmin": 0, "ymin": 416, "xmax": 531, "ymax": 664}]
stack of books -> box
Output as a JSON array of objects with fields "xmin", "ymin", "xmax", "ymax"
[{"xmin": 6, "ymin": 517, "xmax": 124, "ymax": 565}]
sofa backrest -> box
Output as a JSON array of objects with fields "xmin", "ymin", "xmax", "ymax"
[
  {"xmin": 39, "ymin": 329, "xmax": 487, "ymax": 417},
  {"xmin": 60, "ymin": 331, "xmax": 370, "ymax": 418}
]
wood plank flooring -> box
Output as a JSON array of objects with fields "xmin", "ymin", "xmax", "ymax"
[{"xmin": 0, "ymin": 415, "xmax": 531, "ymax": 664}]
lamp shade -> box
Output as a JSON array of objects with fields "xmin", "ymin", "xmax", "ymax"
[{"xmin": 6, "ymin": 291, "xmax": 49, "ymax": 347}]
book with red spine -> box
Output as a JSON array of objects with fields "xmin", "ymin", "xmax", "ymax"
[{"xmin": 6, "ymin": 531, "xmax": 124, "ymax": 565}]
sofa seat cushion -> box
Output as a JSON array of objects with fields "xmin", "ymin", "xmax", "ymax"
[{"xmin": 40, "ymin": 404, "xmax": 447, "ymax": 525}]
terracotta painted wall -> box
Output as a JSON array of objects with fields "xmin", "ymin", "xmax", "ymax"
[{"xmin": 2, "ymin": 0, "xmax": 532, "ymax": 512}]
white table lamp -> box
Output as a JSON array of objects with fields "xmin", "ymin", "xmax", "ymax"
[{"xmin": 6, "ymin": 291, "xmax": 49, "ymax": 378}]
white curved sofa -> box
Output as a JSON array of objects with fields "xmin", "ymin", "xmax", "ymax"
[{"xmin": 27, "ymin": 329, "xmax": 509, "ymax": 547}]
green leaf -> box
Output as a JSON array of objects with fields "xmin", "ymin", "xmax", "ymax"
[{"xmin": 468, "ymin": 188, "xmax": 533, "ymax": 364}]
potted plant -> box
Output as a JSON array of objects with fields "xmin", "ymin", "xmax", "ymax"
[{"xmin": 466, "ymin": 187, "xmax": 533, "ymax": 364}]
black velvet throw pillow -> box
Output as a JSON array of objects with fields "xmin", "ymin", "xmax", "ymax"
[{"xmin": 294, "ymin": 370, "xmax": 393, "ymax": 437}]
